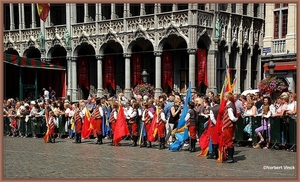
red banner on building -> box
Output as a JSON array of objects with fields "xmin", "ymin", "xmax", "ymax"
[
  {"xmin": 132, "ymin": 53, "xmax": 142, "ymax": 86},
  {"xmin": 104, "ymin": 56, "xmax": 115, "ymax": 90},
  {"xmin": 77, "ymin": 57, "xmax": 89, "ymax": 89},
  {"xmin": 162, "ymin": 52, "xmax": 173, "ymax": 88},
  {"xmin": 197, "ymin": 49, "xmax": 208, "ymax": 87}
]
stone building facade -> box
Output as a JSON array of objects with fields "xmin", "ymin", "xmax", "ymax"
[
  {"xmin": 261, "ymin": 3, "xmax": 297, "ymax": 93},
  {"xmin": 3, "ymin": 3, "xmax": 265, "ymax": 101}
]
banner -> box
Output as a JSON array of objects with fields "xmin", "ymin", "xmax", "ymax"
[
  {"xmin": 132, "ymin": 53, "xmax": 142, "ymax": 86},
  {"xmin": 197, "ymin": 49, "xmax": 208, "ymax": 87},
  {"xmin": 77, "ymin": 57, "xmax": 89, "ymax": 89},
  {"xmin": 104, "ymin": 56, "xmax": 115, "ymax": 90},
  {"xmin": 162, "ymin": 52, "xmax": 173, "ymax": 88}
]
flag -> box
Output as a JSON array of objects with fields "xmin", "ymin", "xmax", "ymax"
[
  {"xmin": 147, "ymin": 108, "xmax": 158, "ymax": 142},
  {"xmin": 196, "ymin": 127, "xmax": 210, "ymax": 156},
  {"xmin": 102, "ymin": 106, "xmax": 109, "ymax": 137},
  {"xmin": 36, "ymin": 4, "xmax": 50, "ymax": 22},
  {"xmin": 138, "ymin": 122, "xmax": 147, "ymax": 145},
  {"xmin": 43, "ymin": 108, "xmax": 50, "ymax": 143},
  {"xmin": 215, "ymin": 68, "xmax": 237, "ymax": 163},
  {"xmin": 81, "ymin": 108, "xmax": 92, "ymax": 139},
  {"xmin": 113, "ymin": 105, "xmax": 130, "ymax": 146},
  {"xmin": 169, "ymin": 83, "xmax": 192, "ymax": 151}
]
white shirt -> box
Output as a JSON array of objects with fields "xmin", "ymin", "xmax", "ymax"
[
  {"xmin": 226, "ymin": 101, "xmax": 238, "ymax": 122},
  {"xmin": 142, "ymin": 109, "xmax": 154, "ymax": 121},
  {"xmin": 156, "ymin": 111, "xmax": 166, "ymax": 123},
  {"xmin": 44, "ymin": 90, "xmax": 49, "ymax": 100}
]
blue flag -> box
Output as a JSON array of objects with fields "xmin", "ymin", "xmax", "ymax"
[
  {"xmin": 169, "ymin": 83, "xmax": 192, "ymax": 151},
  {"xmin": 176, "ymin": 83, "xmax": 192, "ymax": 129}
]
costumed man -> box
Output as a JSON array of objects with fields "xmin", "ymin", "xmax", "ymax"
[
  {"xmin": 91, "ymin": 98, "xmax": 104, "ymax": 145},
  {"xmin": 221, "ymin": 92, "xmax": 238, "ymax": 163},
  {"xmin": 74, "ymin": 102, "xmax": 84, "ymax": 143},
  {"xmin": 108, "ymin": 101, "xmax": 119, "ymax": 146},
  {"xmin": 156, "ymin": 101, "xmax": 167, "ymax": 150},
  {"xmin": 185, "ymin": 101, "xmax": 197, "ymax": 152},
  {"xmin": 47, "ymin": 111, "xmax": 57, "ymax": 143},
  {"xmin": 126, "ymin": 102, "xmax": 139, "ymax": 147},
  {"xmin": 207, "ymin": 96, "xmax": 221, "ymax": 159},
  {"xmin": 141, "ymin": 101, "xmax": 154, "ymax": 148}
]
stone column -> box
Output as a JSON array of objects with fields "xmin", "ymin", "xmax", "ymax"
[
  {"xmin": 66, "ymin": 55, "xmax": 72, "ymax": 101},
  {"xmin": 246, "ymin": 52, "xmax": 252, "ymax": 89},
  {"xmin": 124, "ymin": 53, "xmax": 131, "ymax": 99},
  {"xmin": 9, "ymin": 4, "xmax": 15, "ymax": 30},
  {"xmin": 172, "ymin": 4, "xmax": 178, "ymax": 11},
  {"xmin": 207, "ymin": 49, "xmax": 217, "ymax": 94},
  {"xmin": 140, "ymin": 3, "xmax": 146, "ymax": 15},
  {"xmin": 188, "ymin": 49, "xmax": 197, "ymax": 92},
  {"xmin": 235, "ymin": 52, "xmax": 242, "ymax": 93},
  {"xmin": 18, "ymin": 4, "xmax": 22, "ymax": 29},
  {"xmin": 154, "ymin": 51, "xmax": 162, "ymax": 97},
  {"xmin": 21, "ymin": 3, "xmax": 25, "ymax": 29},
  {"xmin": 84, "ymin": 3, "xmax": 89, "ymax": 22},
  {"xmin": 71, "ymin": 57, "xmax": 78, "ymax": 101},
  {"xmin": 111, "ymin": 3, "xmax": 116, "ymax": 19},
  {"xmin": 99, "ymin": 4, "xmax": 102, "ymax": 21},
  {"xmin": 96, "ymin": 55, "xmax": 104, "ymax": 97},
  {"xmin": 31, "ymin": 3, "xmax": 36, "ymax": 28}
]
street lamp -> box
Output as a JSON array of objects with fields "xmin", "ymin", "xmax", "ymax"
[
  {"xmin": 267, "ymin": 60, "xmax": 276, "ymax": 77},
  {"xmin": 141, "ymin": 69, "xmax": 149, "ymax": 84}
]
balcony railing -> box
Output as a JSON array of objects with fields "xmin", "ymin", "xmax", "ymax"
[{"xmin": 272, "ymin": 39, "xmax": 286, "ymax": 54}]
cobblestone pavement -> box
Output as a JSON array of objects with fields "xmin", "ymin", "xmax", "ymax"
[{"xmin": 3, "ymin": 136, "xmax": 297, "ymax": 179}]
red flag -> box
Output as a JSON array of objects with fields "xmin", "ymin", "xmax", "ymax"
[
  {"xmin": 113, "ymin": 106, "xmax": 130, "ymax": 146},
  {"xmin": 197, "ymin": 127, "xmax": 210, "ymax": 156},
  {"xmin": 36, "ymin": 4, "xmax": 50, "ymax": 22},
  {"xmin": 81, "ymin": 109, "xmax": 92, "ymax": 139},
  {"xmin": 147, "ymin": 110, "xmax": 158, "ymax": 142}
]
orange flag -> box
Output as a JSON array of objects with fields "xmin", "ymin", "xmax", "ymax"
[
  {"xmin": 113, "ymin": 105, "xmax": 130, "ymax": 146},
  {"xmin": 43, "ymin": 109, "xmax": 50, "ymax": 143},
  {"xmin": 36, "ymin": 4, "xmax": 50, "ymax": 22}
]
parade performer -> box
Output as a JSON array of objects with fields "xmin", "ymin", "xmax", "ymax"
[
  {"xmin": 141, "ymin": 101, "xmax": 154, "ymax": 148},
  {"xmin": 185, "ymin": 101, "xmax": 197, "ymax": 152},
  {"xmin": 156, "ymin": 101, "xmax": 167, "ymax": 150},
  {"xmin": 220, "ymin": 92, "xmax": 238, "ymax": 163},
  {"xmin": 207, "ymin": 96, "xmax": 220, "ymax": 159},
  {"xmin": 126, "ymin": 102, "xmax": 140, "ymax": 147},
  {"xmin": 74, "ymin": 102, "xmax": 83, "ymax": 143},
  {"xmin": 46, "ymin": 111, "xmax": 56, "ymax": 143},
  {"xmin": 109, "ymin": 101, "xmax": 119, "ymax": 146},
  {"xmin": 91, "ymin": 98, "xmax": 104, "ymax": 145}
]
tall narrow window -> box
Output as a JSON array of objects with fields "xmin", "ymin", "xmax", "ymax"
[
  {"xmin": 243, "ymin": 4, "xmax": 248, "ymax": 15},
  {"xmin": 254, "ymin": 4, "xmax": 259, "ymax": 17},
  {"xmin": 273, "ymin": 3, "xmax": 288, "ymax": 39},
  {"xmin": 130, "ymin": 3, "xmax": 140, "ymax": 17},
  {"xmin": 198, "ymin": 4, "xmax": 205, "ymax": 10},
  {"xmin": 231, "ymin": 4, "xmax": 236, "ymax": 13},
  {"xmin": 145, "ymin": 4, "xmax": 154, "ymax": 14}
]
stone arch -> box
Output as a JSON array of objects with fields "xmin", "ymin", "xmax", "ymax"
[
  {"xmin": 157, "ymin": 23, "xmax": 188, "ymax": 52},
  {"xmin": 198, "ymin": 33, "xmax": 211, "ymax": 50}
]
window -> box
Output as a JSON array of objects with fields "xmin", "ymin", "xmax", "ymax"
[
  {"xmin": 161, "ymin": 4, "xmax": 172, "ymax": 12},
  {"xmin": 130, "ymin": 4, "xmax": 140, "ymax": 17},
  {"xmin": 116, "ymin": 4, "xmax": 124, "ymax": 18},
  {"xmin": 76, "ymin": 4, "xmax": 84, "ymax": 23},
  {"xmin": 254, "ymin": 4, "xmax": 259, "ymax": 17},
  {"xmin": 198, "ymin": 4, "xmax": 205, "ymax": 10},
  {"xmin": 178, "ymin": 4, "xmax": 188, "ymax": 10},
  {"xmin": 145, "ymin": 4, "xmax": 154, "ymax": 14},
  {"xmin": 219, "ymin": 4, "xmax": 227, "ymax": 11},
  {"xmin": 101, "ymin": 4, "xmax": 111, "ymax": 20},
  {"xmin": 231, "ymin": 4, "xmax": 236, "ymax": 13},
  {"xmin": 4, "ymin": 4, "xmax": 9, "ymax": 30},
  {"xmin": 273, "ymin": 3, "xmax": 288, "ymax": 39},
  {"xmin": 243, "ymin": 4, "xmax": 248, "ymax": 15}
]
